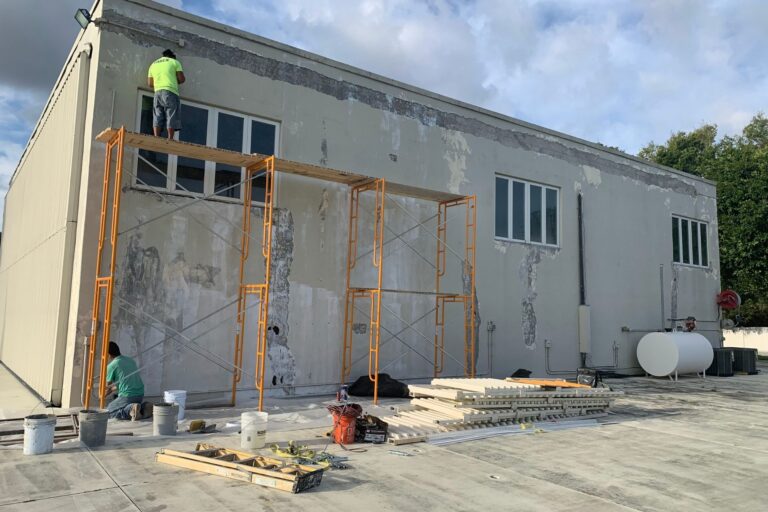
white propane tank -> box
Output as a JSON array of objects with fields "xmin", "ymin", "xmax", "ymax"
[{"xmin": 636, "ymin": 332, "xmax": 713, "ymax": 377}]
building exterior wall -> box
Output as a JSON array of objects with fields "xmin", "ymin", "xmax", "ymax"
[
  {"xmin": 0, "ymin": 23, "xmax": 99, "ymax": 403},
  {"xmin": 1, "ymin": 0, "xmax": 722, "ymax": 407}
]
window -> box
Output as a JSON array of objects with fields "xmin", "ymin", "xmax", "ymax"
[
  {"xmin": 495, "ymin": 176, "xmax": 559, "ymax": 246},
  {"xmin": 672, "ymin": 215, "xmax": 709, "ymax": 267},
  {"xmin": 135, "ymin": 94, "xmax": 278, "ymax": 203}
]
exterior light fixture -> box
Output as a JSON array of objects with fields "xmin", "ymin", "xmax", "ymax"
[{"xmin": 74, "ymin": 8, "xmax": 92, "ymax": 29}]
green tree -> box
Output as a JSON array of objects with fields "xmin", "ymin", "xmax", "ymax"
[{"xmin": 640, "ymin": 114, "xmax": 768, "ymax": 326}]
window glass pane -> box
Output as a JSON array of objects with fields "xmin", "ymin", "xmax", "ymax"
[
  {"xmin": 691, "ymin": 221, "xmax": 700, "ymax": 265},
  {"xmin": 529, "ymin": 185, "xmax": 542, "ymax": 243},
  {"xmin": 700, "ymin": 224, "xmax": 708, "ymax": 267},
  {"xmin": 545, "ymin": 188, "xmax": 557, "ymax": 245},
  {"xmin": 249, "ymin": 121, "xmax": 275, "ymax": 203},
  {"xmin": 250, "ymin": 121, "xmax": 276, "ymax": 155},
  {"xmin": 512, "ymin": 181, "xmax": 525, "ymax": 240},
  {"xmin": 495, "ymin": 177, "xmax": 508, "ymax": 238},
  {"xmin": 137, "ymin": 95, "xmax": 168, "ymax": 188},
  {"xmin": 215, "ymin": 113, "xmax": 244, "ymax": 198},
  {"xmin": 176, "ymin": 104, "xmax": 208, "ymax": 194},
  {"xmin": 672, "ymin": 217, "xmax": 680, "ymax": 262},
  {"xmin": 681, "ymin": 219, "xmax": 690, "ymax": 264}
]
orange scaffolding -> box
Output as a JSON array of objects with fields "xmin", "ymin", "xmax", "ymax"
[
  {"xmin": 84, "ymin": 127, "xmax": 476, "ymax": 411},
  {"xmin": 340, "ymin": 186, "xmax": 477, "ymax": 404}
]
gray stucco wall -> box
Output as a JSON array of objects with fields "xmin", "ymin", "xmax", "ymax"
[{"xmin": 59, "ymin": 0, "xmax": 719, "ymax": 406}]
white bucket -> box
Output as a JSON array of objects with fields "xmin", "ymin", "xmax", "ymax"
[
  {"xmin": 163, "ymin": 390, "xmax": 187, "ymax": 420},
  {"xmin": 23, "ymin": 414, "xmax": 57, "ymax": 455},
  {"xmin": 241, "ymin": 411, "xmax": 268, "ymax": 450}
]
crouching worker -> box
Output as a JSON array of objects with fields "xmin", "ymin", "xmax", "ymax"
[{"xmin": 106, "ymin": 342, "xmax": 150, "ymax": 421}]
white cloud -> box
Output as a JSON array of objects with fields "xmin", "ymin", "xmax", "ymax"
[
  {"xmin": 190, "ymin": 0, "xmax": 768, "ymax": 154},
  {"xmin": 2, "ymin": 0, "xmax": 768, "ymax": 228}
]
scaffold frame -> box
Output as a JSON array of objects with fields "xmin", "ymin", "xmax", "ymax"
[{"xmin": 84, "ymin": 127, "xmax": 476, "ymax": 411}]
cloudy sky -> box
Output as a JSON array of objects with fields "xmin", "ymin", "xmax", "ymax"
[{"xmin": 1, "ymin": 0, "xmax": 767, "ymax": 226}]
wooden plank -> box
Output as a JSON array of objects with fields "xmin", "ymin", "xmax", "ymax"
[
  {"xmin": 430, "ymin": 378, "xmax": 541, "ymax": 395},
  {"xmin": 96, "ymin": 128, "xmax": 465, "ymax": 202},
  {"xmin": 507, "ymin": 378, "xmax": 591, "ymax": 388},
  {"xmin": 96, "ymin": 129, "xmax": 265, "ymax": 168},
  {"xmin": 156, "ymin": 453, "xmax": 298, "ymax": 492}
]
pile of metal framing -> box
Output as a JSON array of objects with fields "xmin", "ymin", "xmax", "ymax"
[{"xmin": 386, "ymin": 378, "xmax": 622, "ymax": 445}]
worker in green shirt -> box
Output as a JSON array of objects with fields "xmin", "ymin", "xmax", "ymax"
[
  {"xmin": 105, "ymin": 342, "xmax": 149, "ymax": 420},
  {"xmin": 147, "ymin": 49, "xmax": 186, "ymax": 139}
]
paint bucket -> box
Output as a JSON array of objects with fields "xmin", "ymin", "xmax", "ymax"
[
  {"xmin": 332, "ymin": 412, "xmax": 357, "ymax": 445},
  {"xmin": 78, "ymin": 409, "xmax": 109, "ymax": 448},
  {"xmin": 23, "ymin": 414, "xmax": 57, "ymax": 455},
  {"xmin": 163, "ymin": 390, "xmax": 187, "ymax": 420},
  {"xmin": 153, "ymin": 402, "xmax": 179, "ymax": 436},
  {"xmin": 240, "ymin": 411, "xmax": 268, "ymax": 450}
]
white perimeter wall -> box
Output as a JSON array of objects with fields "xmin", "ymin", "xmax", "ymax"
[{"xmin": 723, "ymin": 328, "xmax": 768, "ymax": 356}]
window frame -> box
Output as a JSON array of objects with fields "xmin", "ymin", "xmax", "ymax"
[
  {"xmin": 495, "ymin": 175, "xmax": 560, "ymax": 248},
  {"xmin": 133, "ymin": 92, "xmax": 280, "ymax": 205},
  {"xmin": 672, "ymin": 214, "xmax": 709, "ymax": 268}
]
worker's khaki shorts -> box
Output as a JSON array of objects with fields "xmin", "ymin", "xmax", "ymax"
[{"xmin": 153, "ymin": 90, "xmax": 181, "ymax": 130}]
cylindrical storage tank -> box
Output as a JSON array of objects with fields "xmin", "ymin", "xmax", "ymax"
[{"xmin": 637, "ymin": 332, "xmax": 713, "ymax": 377}]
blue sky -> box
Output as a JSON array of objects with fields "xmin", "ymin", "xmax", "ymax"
[{"xmin": 1, "ymin": 0, "xmax": 768, "ymax": 227}]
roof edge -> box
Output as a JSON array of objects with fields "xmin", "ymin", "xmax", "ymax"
[{"xmin": 123, "ymin": 0, "xmax": 715, "ymax": 188}]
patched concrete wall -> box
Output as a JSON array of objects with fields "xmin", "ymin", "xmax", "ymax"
[
  {"xmin": 724, "ymin": 328, "xmax": 768, "ymax": 356},
  {"xmin": 55, "ymin": 0, "xmax": 720, "ymax": 405}
]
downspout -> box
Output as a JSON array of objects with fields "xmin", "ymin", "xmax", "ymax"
[
  {"xmin": 577, "ymin": 194, "xmax": 591, "ymax": 367},
  {"xmin": 51, "ymin": 43, "xmax": 92, "ymax": 406}
]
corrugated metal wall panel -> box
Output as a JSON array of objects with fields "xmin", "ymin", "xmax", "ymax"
[{"xmin": 0, "ymin": 58, "xmax": 82, "ymax": 401}]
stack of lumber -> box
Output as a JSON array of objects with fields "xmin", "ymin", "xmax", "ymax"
[{"xmin": 386, "ymin": 378, "xmax": 621, "ymax": 445}]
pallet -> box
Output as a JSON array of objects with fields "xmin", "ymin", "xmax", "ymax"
[
  {"xmin": 392, "ymin": 377, "xmax": 621, "ymax": 445},
  {"xmin": 430, "ymin": 378, "xmax": 541, "ymax": 395},
  {"xmin": 506, "ymin": 378, "xmax": 591, "ymax": 388},
  {"xmin": 155, "ymin": 443, "xmax": 324, "ymax": 493},
  {"xmin": 386, "ymin": 411, "xmax": 609, "ymax": 445}
]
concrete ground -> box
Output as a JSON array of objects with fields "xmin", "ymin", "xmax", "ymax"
[{"xmin": 2, "ymin": 364, "xmax": 768, "ymax": 511}]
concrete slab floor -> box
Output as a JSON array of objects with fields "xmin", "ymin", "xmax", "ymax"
[
  {"xmin": 0, "ymin": 364, "xmax": 63, "ymax": 420},
  {"xmin": 2, "ymin": 364, "xmax": 768, "ymax": 511}
]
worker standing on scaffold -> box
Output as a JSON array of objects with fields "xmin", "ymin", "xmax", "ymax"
[{"xmin": 147, "ymin": 49, "xmax": 185, "ymax": 139}]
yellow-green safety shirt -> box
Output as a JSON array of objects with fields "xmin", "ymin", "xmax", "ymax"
[{"xmin": 148, "ymin": 57, "xmax": 183, "ymax": 96}]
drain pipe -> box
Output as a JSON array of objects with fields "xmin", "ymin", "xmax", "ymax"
[
  {"xmin": 486, "ymin": 320, "xmax": 496, "ymax": 377},
  {"xmin": 577, "ymin": 193, "xmax": 591, "ymax": 367},
  {"xmin": 659, "ymin": 264, "xmax": 665, "ymax": 331},
  {"xmin": 80, "ymin": 336, "xmax": 90, "ymax": 406}
]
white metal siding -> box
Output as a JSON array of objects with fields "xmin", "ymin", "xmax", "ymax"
[{"xmin": 0, "ymin": 58, "xmax": 83, "ymax": 401}]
